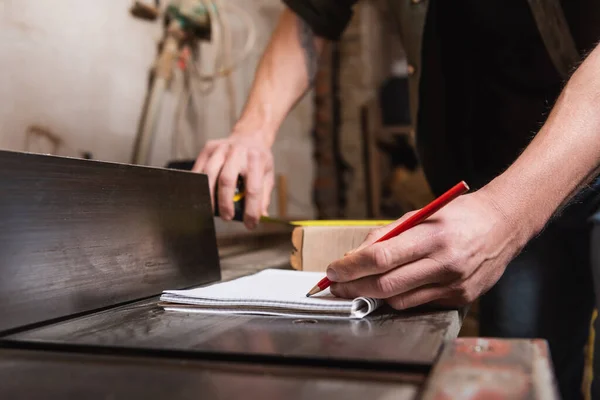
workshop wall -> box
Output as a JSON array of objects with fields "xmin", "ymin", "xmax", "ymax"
[{"xmin": 0, "ymin": 0, "xmax": 315, "ymax": 218}]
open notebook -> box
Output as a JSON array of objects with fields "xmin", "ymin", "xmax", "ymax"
[{"xmin": 159, "ymin": 269, "xmax": 383, "ymax": 319}]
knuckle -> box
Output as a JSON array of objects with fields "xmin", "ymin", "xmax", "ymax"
[
  {"xmin": 331, "ymin": 264, "xmax": 349, "ymax": 281},
  {"xmin": 247, "ymin": 148, "xmax": 263, "ymax": 160},
  {"xmin": 365, "ymin": 228, "xmax": 383, "ymax": 242},
  {"xmin": 451, "ymin": 283, "xmax": 473, "ymax": 304},
  {"xmin": 435, "ymin": 230, "xmax": 452, "ymax": 250},
  {"xmin": 205, "ymin": 164, "xmax": 221, "ymax": 176},
  {"xmin": 442, "ymin": 249, "xmax": 467, "ymax": 275},
  {"xmin": 372, "ymin": 246, "xmax": 391, "ymax": 271},
  {"xmin": 264, "ymin": 151, "xmax": 274, "ymax": 164},
  {"xmin": 442, "ymin": 261, "xmax": 467, "ymax": 280},
  {"xmin": 218, "ymin": 174, "xmax": 236, "ymax": 188},
  {"xmin": 207, "ymin": 139, "xmax": 224, "ymax": 149},
  {"xmin": 245, "ymin": 184, "xmax": 262, "ymax": 197},
  {"xmin": 374, "ymin": 276, "xmax": 395, "ymax": 297},
  {"xmin": 445, "ymin": 247, "xmax": 461, "ymax": 263}
]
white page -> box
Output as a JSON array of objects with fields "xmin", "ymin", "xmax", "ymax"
[{"xmin": 160, "ymin": 269, "xmax": 382, "ymax": 319}]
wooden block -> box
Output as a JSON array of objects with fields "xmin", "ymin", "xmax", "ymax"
[
  {"xmin": 421, "ymin": 338, "xmax": 559, "ymax": 400},
  {"xmin": 290, "ymin": 226, "xmax": 379, "ymax": 271}
]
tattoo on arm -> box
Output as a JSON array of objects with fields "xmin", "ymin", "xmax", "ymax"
[{"xmin": 297, "ymin": 17, "xmax": 318, "ymax": 85}]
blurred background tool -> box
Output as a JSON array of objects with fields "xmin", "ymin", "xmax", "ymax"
[{"xmin": 131, "ymin": 0, "xmax": 212, "ymax": 165}]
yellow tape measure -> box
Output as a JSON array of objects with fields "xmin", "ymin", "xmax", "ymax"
[
  {"xmin": 286, "ymin": 220, "xmax": 394, "ymax": 226},
  {"xmin": 232, "ymin": 192, "xmax": 245, "ymax": 202},
  {"xmin": 219, "ymin": 178, "xmax": 394, "ymax": 227}
]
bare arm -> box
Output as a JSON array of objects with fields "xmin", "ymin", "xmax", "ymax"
[
  {"xmin": 194, "ymin": 8, "xmax": 327, "ymax": 228},
  {"xmin": 328, "ymin": 43, "xmax": 600, "ymax": 310},
  {"xmin": 232, "ymin": 8, "xmax": 327, "ymax": 146},
  {"xmin": 482, "ymin": 43, "xmax": 600, "ymax": 242}
]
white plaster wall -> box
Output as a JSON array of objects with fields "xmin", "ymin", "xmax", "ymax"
[
  {"xmin": 0, "ymin": 0, "xmax": 315, "ymax": 218},
  {"xmin": 0, "ymin": 0, "xmax": 159, "ymax": 162}
]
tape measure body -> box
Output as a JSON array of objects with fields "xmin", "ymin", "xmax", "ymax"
[
  {"xmin": 215, "ymin": 176, "xmax": 394, "ymax": 227},
  {"xmin": 214, "ymin": 176, "xmax": 245, "ymax": 222}
]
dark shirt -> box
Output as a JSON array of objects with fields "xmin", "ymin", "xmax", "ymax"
[
  {"xmin": 282, "ymin": 0, "xmax": 358, "ymax": 40},
  {"xmin": 283, "ymin": 0, "xmax": 600, "ymax": 195}
]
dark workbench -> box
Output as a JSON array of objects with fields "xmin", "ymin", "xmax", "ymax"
[
  {"xmin": 1, "ymin": 241, "xmax": 453, "ymax": 399},
  {"xmin": 0, "ymin": 151, "xmax": 556, "ymax": 399},
  {"xmin": 0, "ymin": 349, "xmax": 421, "ymax": 400},
  {"xmin": 3, "ymin": 238, "xmax": 461, "ymax": 367}
]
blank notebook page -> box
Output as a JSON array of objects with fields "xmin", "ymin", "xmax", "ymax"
[{"xmin": 159, "ymin": 269, "xmax": 382, "ymax": 319}]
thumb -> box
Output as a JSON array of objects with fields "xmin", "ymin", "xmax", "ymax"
[{"xmin": 344, "ymin": 210, "xmax": 419, "ymax": 256}]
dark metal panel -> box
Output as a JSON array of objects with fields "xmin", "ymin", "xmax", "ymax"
[
  {"xmin": 0, "ymin": 349, "xmax": 421, "ymax": 400},
  {"xmin": 5, "ymin": 298, "xmax": 461, "ymax": 367},
  {"xmin": 0, "ymin": 150, "xmax": 220, "ymax": 333}
]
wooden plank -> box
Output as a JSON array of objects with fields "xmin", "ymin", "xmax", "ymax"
[
  {"xmin": 421, "ymin": 338, "xmax": 559, "ymax": 400},
  {"xmin": 0, "ymin": 349, "xmax": 422, "ymax": 400},
  {"xmin": 0, "ymin": 150, "xmax": 220, "ymax": 333},
  {"xmin": 290, "ymin": 227, "xmax": 304, "ymax": 270},
  {"xmin": 290, "ymin": 226, "xmax": 378, "ymax": 271}
]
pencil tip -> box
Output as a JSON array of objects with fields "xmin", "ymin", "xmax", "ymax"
[{"xmin": 306, "ymin": 285, "xmax": 321, "ymax": 297}]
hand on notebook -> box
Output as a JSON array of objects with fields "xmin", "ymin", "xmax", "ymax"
[{"xmin": 326, "ymin": 191, "xmax": 528, "ymax": 310}]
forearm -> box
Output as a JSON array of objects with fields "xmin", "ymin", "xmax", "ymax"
[
  {"xmin": 481, "ymin": 44, "xmax": 600, "ymax": 242},
  {"xmin": 232, "ymin": 8, "xmax": 326, "ymax": 147}
]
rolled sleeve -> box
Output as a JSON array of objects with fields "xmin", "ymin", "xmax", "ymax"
[{"xmin": 282, "ymin": 0, "xmax": 359, "ymax": 40}]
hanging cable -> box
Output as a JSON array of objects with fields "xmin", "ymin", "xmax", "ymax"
[{"xmin": 171, "ymin": 0, "xmax": 259, "ymax": 157}]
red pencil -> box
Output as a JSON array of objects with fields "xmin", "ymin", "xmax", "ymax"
[{"xmin": 305, "ymin": 181, "xmax": 470, "ymax": 297}]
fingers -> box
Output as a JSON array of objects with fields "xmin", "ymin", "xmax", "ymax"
[
  {"xmin": 193, "ymin": 137, "xmax": 275, "ymax": 228},
  {"xmin": 218, "ymin": 146, "xmax": 246, "ymax": 220},
  {"xmin": 243, "ymin": 150, "xmax": 266, "ymax": 229},
  {"xmin": 262, "ymin": 168, "xmax": 275, "ymax": 216},
  {"xmin": 327, "ymin": 223, "xmax": 439, "ymax": 283},
  {"xmin": 201, "ymin": 145, "xmax": 229, "ymax": 209},
  {"xmin": 192, "ymin": 140, "xmax": 220, "ymax": 173},
  {"xmin": 385, "ymin": 285, "xmax": 447, "ymax": 310},
  {"xmin": 386, "ymin": 276, "xmax": 478, "ymax": 310},
  {"xmin": 330, "ymin": 257, "xmax": 448, "ymax": 299}
]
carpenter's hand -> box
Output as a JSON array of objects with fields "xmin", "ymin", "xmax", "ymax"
[
  {"xmin": 193, "ymin": 134, "xmax": 274, "ymax": 229},
  {"xmin": 327, "ymin": 191, "xmax": 526, "ymax": 309}
]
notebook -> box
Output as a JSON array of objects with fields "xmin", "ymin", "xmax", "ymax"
[{"xmin": 159, "ymin": 269, "xmax": 383, "ymax": 319}]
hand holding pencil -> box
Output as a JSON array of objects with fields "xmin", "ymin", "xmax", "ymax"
[{"xmin": 309, "ymin": 181, "xmax": 524, "ymax": 310}]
